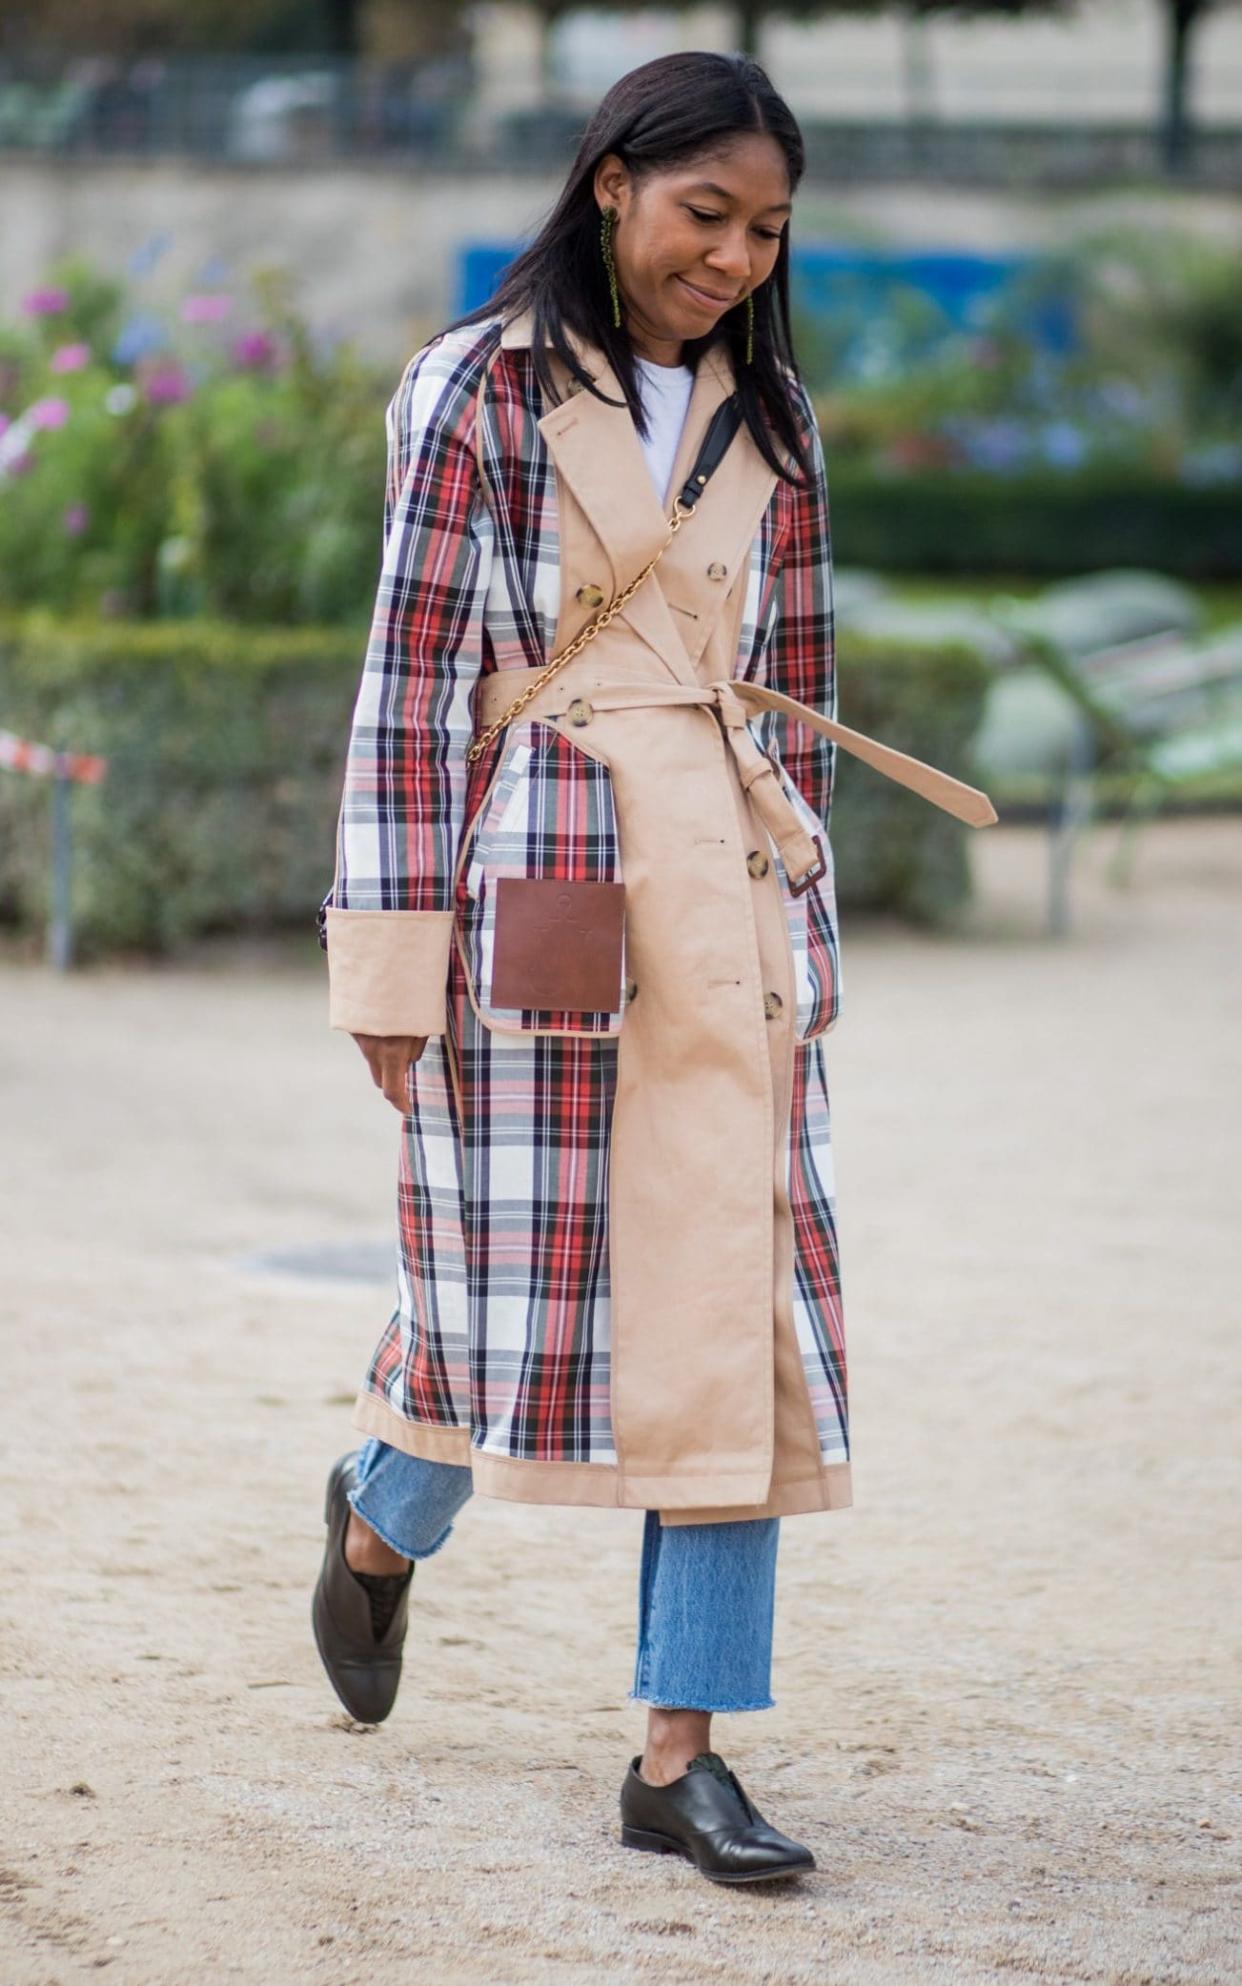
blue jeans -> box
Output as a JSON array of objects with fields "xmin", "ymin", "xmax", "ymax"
[{"xmin": 347, "ymin": 1436, "xmax": 781, "ymax": 1714}]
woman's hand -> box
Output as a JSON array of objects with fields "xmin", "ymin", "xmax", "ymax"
[{"xmin": 351, "ymin": 1033, "xmax": 429, "ymax": 1114}]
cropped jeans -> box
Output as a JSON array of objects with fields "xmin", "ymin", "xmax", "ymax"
[{"xmin": 347, "ymin": 1435, "xmax": 781, "ymax": 1714}]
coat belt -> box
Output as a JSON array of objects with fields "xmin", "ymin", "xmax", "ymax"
[{"xmin": 472, "ymin": 669, "xmax": 998, "ymax": 889}]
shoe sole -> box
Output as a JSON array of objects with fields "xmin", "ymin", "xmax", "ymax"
[{"xmin": 620, "ymin": 1823, "xmax": 814, "ymax": 1883}]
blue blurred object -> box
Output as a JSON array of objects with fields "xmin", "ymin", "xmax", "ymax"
[
  {"xmin": 459, "ymin": 243, "xmax": 520, "ymax": 316},
  {"xmin": 126, "ymin": 232, "xmax": 173, "ymax": 279},
  {"xmin": 111, "ymin": 310, "xmax": 170, "ymax": 365},
  {"xmin": 456, "ymin": 242, "xmax": 1077, "ymax": 372},
  {"xmin": 795, "ymin": 247, "xmax": 1076, "ymax": 360}
]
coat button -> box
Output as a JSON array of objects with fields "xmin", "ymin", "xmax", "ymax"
[
  {"xmin": 763, "ymin": 990, "xmax": 783, "ymax": 1019},
  {"xmin": 746, "ymin": 849, "xmax": 770, "ymax": 879},
  {"xmin": 624, "ymin": 977, "xmax": 638, "ymax": 1004},
  {"xmin": 566, "ymin": 697, "xmax": 593, "ymax": 726},
  {"xmin": 706, "ymin": 561, "xmax": 728, "ymax": 581},
  {"xmin": 576, "ymin": 583, "xmax": 605, "ymax": 608}
]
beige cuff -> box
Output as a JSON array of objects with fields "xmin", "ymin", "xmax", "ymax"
[{"xmin": 325, "ymin": 908, "xmax": 454, "ymax": 1037}]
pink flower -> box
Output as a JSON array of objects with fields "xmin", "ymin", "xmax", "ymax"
[
  {"xmin": 63, "ymin": 502, "xmax": 91, "ymax": 536},
  {"xmin": 29, "ymin": 397, "xmax": 71, "ymax": 430},
  {"xmin": 50, "ymin": 342, "xmax": 92, "ymax": 374},
  {"xmin": 21, "ymin": 285, "xmax": 70, "ymax": 317},
  {"xmin": 140, "ymin": 362, "xmax": 191, "ymax": 407},
  {"xmin": 232, "ymin": 330, "xmax": 278, "ymax": 371},
  {"xmin": 0, "ymin": 414, "xmax": 8, "ymax": 439},
  {"xmin": 180, "ymin": 293, "xmax": 233, "ymax": 325}
]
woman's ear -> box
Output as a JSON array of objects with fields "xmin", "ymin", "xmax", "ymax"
[{"xmin": 593, "ymin": 152, "xmax": 631, "ymax": 217}]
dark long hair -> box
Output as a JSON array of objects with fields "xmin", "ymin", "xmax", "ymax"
[{"xmin": 452, "ymin": 51, "xmax": 813, "ymax": 486}]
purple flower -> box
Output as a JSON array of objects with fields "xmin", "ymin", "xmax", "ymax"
[
  {"xmin": 0, "ymin": 413, "xmax": 8, "ymax": 439},
  {"xmin": 63, "ymin": 502, "xmax": 91, "ymax": 536},
  {"xmin": 29, "ymin": 396, "xmax": 71, "ymax": 430},
  {"xmin": 140, "ymin": 363, "xmax": 191, "ymax": 407},
  {"xmin": 21, "ymin": 285, "xmax": 70, "ymax": 318},
  {"xmin": 231, "ymin": 330, "xmax": 279, "ymax": 371},
  {"xmin": 50, "ymin": 342, "xmax": 92, "ymax": 374},
  {"xmin": 180, "ymin": 293, "xmax": 233, "ymax": 325}
]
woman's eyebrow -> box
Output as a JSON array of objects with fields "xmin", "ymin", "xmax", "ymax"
[{"xmin": 686, "ymin": 180, "xmax": 793, "ymax": 216}]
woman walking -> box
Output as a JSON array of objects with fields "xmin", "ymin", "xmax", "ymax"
[{"xmin": 313, "ymin": 50, "xmax": 994, "ymax": 1884}]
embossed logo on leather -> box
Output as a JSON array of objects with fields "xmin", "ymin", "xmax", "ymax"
[{"xmin": 490, "ymin": 878, "xmax": 625, "ymax": 1012}]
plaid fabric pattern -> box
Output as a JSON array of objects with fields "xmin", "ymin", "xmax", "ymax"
[
  {"xmin": 338, "ymin": 318, "xmax": 846, "ymax": 1473},
  {"xmin": 788, "ymin": 1039, "xmax": 848, "ymax": 1460}
]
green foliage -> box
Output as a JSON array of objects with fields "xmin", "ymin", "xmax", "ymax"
[
  {"xmin": 0, "ymin": 616, "xmax": 361, "ymax": 951},
  {"xmin": 0, "ymin": 616, "xmax": 994, "ymax": 955},
  {"xmin": 832, "ymin": 629, "xmax": 994, "ymax": 923},
  {"xmin": 826, "ymin": 466, "xmax": 1242, "ymax": 579},
  {"xmin": 4, "ymin": 225, "xmax": 1240, "ymax": 616},
  {"xmin": 0, "ymin": 255, "xmax": 388, "ymax": 623}
]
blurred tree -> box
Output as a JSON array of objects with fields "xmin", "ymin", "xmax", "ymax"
[
  {"xmin": 510, "ymin": 0, "xmax": 1230, "ymax": 181},
  {"xmin": 1157, "ymin": 0, "xmax": 1236, "ymax": 171},
  {"xmin": 0, "ymin": 0, "xmax": 472, "ymax": 58},
  {"xmin": 1, "ymin": 1, "xmax": 299, "ymax": 56},
  {"xmin": 494, "ymin": 0, "xmax": 1073, "ymax": 122},
  {"xmin": 733, "ymin": 0, "xmax": 1233, "ymax": 173}
]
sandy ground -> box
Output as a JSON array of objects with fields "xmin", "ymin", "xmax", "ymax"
[{"xmin": 1, "ymin": 815, "xmax": 1239, "ymax": 1986}]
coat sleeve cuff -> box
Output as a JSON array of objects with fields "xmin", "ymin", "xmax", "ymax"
[{"xmin": 325, "ymin": 908, "xmax": 454, "ymax": 1037}]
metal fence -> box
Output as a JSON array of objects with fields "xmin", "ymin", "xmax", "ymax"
[{"xmin": 1, "ymin": 56, "xmax": 1239, "ymax": 186}]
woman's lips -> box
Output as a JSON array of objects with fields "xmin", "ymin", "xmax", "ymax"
[{"xmin": 676, "ymin": 274, "xmax": 738, "ymax": 312}]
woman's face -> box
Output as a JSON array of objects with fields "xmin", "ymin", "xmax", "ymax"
[{"xmin": 593, "ymin": 133, "xmax": 792, "ymax": 365}]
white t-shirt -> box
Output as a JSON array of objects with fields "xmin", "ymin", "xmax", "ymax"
[{"xmin": 635, "ymin": 356, "xmax": 695, "ymax": 505}]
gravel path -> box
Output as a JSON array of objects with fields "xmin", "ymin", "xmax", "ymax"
[{"xmin": 2, "ymin": 817, "xmax": 1238, "ymax": 1985}]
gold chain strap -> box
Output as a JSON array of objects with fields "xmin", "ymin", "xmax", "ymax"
[{"xmin": 465, "ymin": 495, "xmax": 696, "ymax": 765}]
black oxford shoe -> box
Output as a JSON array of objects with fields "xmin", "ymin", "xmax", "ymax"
[
  {"xmin": 311, "ymin": 1450, "xmax": 413, "ymax": 1723},
  {"xmin": 620, "ymin": 1751, "xmax": 816, "ymax": 1884}
]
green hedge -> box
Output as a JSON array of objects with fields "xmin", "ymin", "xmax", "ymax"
[
  {"xmin": 0, "ymin": 615, "xmax": 995, "ymax": 957},
  {"xmin": 828, "ymin": 469, "xmax": 1242, "ymax": 580}
]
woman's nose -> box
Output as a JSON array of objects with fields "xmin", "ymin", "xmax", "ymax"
[{"xmin": 705, "ymin": 227, "xmax": 751, "ymax": 283}]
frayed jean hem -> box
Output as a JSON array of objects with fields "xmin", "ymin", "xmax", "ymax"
[
  {"xmin": 346, "ymin": 1486, "xmax": 457, "ymax": 1563},
  {"xmin": 627, "ymin": 1688, "xmax": 776, "ymax": 1714}
]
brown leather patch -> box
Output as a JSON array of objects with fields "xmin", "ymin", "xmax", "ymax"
[{"xmin": 490, "ymin": 878, "xmax": 625, "ymax": 1012}]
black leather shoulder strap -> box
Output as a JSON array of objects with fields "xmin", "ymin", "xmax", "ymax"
[{"xmin": 675, "ymin": 393, "xmax": 743, "ymax": 512}]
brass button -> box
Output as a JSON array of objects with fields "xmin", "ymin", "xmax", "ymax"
[
  {"xmin": 624, "ymin": 977, "xmax": 638, "ymax": 1004},
  {"xmin": 763, "ymin": 990, "xmax": 784, "ymax": 1020},
  {"xmin": 746, "ymin": 849, "xmax": 770, "ymax": 879},
  {"xmin": 566, "ymin": 696, "xmax": 593, "ymax": 727},
  {"xmin": 576, "ymin": 583, "xmax": 605, "ymax": 608},
  {"xmin": 706, "ymin": 561, "xmax": 728, "ymax": 582}
]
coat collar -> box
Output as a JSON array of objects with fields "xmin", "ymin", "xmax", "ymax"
[{"xmin": 497, "ymin": 308, "xmax": 777, "ymax": 686}]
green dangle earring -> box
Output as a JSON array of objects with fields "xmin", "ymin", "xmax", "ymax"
[{"xmin": 600, "ymin": 206, "xmax": 622, "ymax": 329}]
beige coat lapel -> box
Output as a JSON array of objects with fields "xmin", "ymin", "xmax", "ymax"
[{"xmin": 501, "ymin": 312, "xmax": 777, "ymax": 686}]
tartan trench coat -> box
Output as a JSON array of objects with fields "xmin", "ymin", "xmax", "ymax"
[{"xmin": 322, "ymin": 306, "xmax": 993, "ymax": 1524}]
